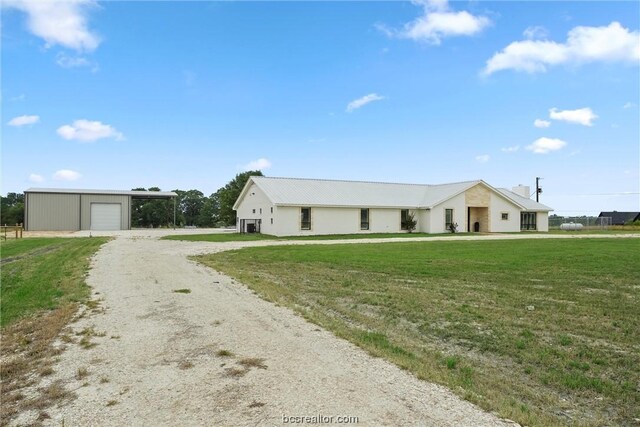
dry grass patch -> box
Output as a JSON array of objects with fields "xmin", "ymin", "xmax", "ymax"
[
  {"xmin": 178, "ymin": 360, "xmax": 194, "ymax": 370},
  {"xmin": 238, "ymin": 357, "xmax": 267, "ymax": 370},
  {"xmin": 75, "ymin": 367, "xmax": 89, "ymax": 380},
  {"xmin": 224, "ymin": 366, "xmax": 248, "ymax": 378},
  {"xmin": 216, "ymin": 349, "xmax": 234, "ymax": 357}
]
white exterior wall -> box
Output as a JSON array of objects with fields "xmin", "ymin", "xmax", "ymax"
[
  {"xmin": 272, "ymin": 206, "xmax": 410, "ymax": 236},
  {"xmin": 416, "ymin": 209, "xmax": 430, "ymax": 233},
  {"xmin": 537, "ymin": 212, "xmax": 549, "ymax": 232},
  {"xmin": 235, "ymin": 183, "xmax": 275, "ymax": 234},
  {"xmin": 430, "ymin": 193, "xmax": 466, "ymax": 233},
  {"xmin": 489, "ymin": 193, "xmax": 522, "ymax": 233}
]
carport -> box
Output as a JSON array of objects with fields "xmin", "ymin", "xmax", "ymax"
[{"xmin": 24, "ymin": 188, "xmax": 177, "ymax": 231}]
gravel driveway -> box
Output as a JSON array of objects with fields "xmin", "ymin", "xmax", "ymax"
[{"xmin": 21, "ymin": 230, "xmax": 594, "ymax": 426}]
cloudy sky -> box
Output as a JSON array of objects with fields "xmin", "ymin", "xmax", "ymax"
[{"xmin": 2, "ymin": 1, "xmax": 639, "ymax": 215}]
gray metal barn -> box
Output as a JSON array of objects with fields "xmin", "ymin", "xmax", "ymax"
[{"xmin": 24, "ymin": 188, "xmax": 177, "ymax": 231}]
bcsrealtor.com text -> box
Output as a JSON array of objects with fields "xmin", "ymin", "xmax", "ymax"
[{"xmin": 282, "ymin": 414, "xmax": 359, "ymax": 424}]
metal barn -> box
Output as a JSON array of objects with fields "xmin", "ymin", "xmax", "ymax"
[{"xmin": 24, "ymin": 188, "xmax": 177, "ymax": 231}]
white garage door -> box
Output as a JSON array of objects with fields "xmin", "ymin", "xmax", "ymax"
[{"xmin": 91, "ymin": 203, "xmax": 122, "ymax": 230}]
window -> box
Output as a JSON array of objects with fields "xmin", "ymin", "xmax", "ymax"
[
  {"xmin": 401, "ymin": 209, "xmax": 409, "ymax": 230},
  {"xmin": 301, "ymin": 207, "xmax": 311, "ymax": 230},
  {"xmin": 259, "ymin": 208, "xmax": 262, "ymax": 214},
  {"xmin": 270, "ymin": 207, "xmax": 273, "ymax": 214},
  {"xmin": 445, "ymin": 209, "xmax": 454, "ymax": 229},
  {"xmin": 270, "ymin": 218, "xmax": 273, "ymax": 225},
  {"xmin": 501, "ymin": 212, "xmax": 509, "ymax": 221},
  {"xmin": 360, "ymin": 208, "xmax": 370, "ymax": 230},
  {"xmin": 521, "ymin": 212, "xmax": 537, "ymax": 230},
  {"xmin": 252, "ymin": 209, "xmax": 256, "ymax": 214}
]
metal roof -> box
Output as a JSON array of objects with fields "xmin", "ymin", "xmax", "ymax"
[
  {"xmin": 495, "ymin": 188, "xmax": 552, "ymax": 212},
  {"xmin": 238, "ymin": 176, "xmax": 552, "ymax": 211},
  {"xmin": 25, "ymin": 188, "xmax": 177, "ymax": 198}
]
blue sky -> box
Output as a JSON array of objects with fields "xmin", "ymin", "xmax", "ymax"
[{"xmin": 2, "ymin": 1, "xmax": 639, "ymax": 215}]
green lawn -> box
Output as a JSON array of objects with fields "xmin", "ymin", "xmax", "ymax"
[
  {"xmin": 163, "ymin": 232, "xmax": 444, "ymax": 242},
  {"xmin": 196, "ymin": 238, "xmax": 640, "ymax": 426},
  {"xmin": 0, "ymin": 237, "xmax": 109, "ymax": 326}
]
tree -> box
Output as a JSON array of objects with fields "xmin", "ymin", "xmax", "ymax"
[
  {"xmin": 214, "ymin": 170, "xmax": 263, "ymax": 226},
  {"xmin": 197, "ymin": 194, "xmax": 218, "ymax": 227},
  {"xmin": 131, "ymin": 187, "xmax": 174, "ymax": 228},
  {"xmin": 179, "ymin": 190, "xmax": 205, "ymax": 226},
  {"xmin": 1, "ymin": 192, "xmax": 25, "ymax": 225}
]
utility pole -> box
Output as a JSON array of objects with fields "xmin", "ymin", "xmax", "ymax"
[{"xmin": 536, "ymin": 177, "xmax": 543, "ymax": 202}]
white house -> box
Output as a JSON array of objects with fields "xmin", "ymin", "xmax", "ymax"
[{"xmin": 233, "ymin": 177, "xmax": 552, "ymax": 236}]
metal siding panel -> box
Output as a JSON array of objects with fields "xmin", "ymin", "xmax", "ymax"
[{"xmin": 25, "ymin": 193, "xmax": 81, "ymax": 231}]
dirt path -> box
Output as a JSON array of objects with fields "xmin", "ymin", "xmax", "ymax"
[{"xmin": 12, "ymin": 233, "xmax": 526, "ymax": 426}]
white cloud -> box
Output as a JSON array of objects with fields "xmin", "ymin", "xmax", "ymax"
[
  {"xmin": 57, "ymin": 119, "xmax": 123, "ymax": 142},
  {"xmin": 501, "ymin": 145, "xmax": 519, "ymax": 153},
  {"xmin": 475, "ymin": 154, "xmax": 490, "ymax": 163},
  {"xmin": 7, "ymin": 114, "xmax": 40, "ymax": 126},
  {"xmin": 526, "ymin": 137, "xmax": 567, "ymax": 154},
  {"xmin": 483, "ymin": 22, "xmax": 639, "ymax": 75},
  {"xmin": 623, "ymin": 102, "xmax": 636, "ymax": 109},
  {"xmin": 380, "ymin": 0, "xmax": 491, "ymax": 45},
  {"xmin": 549, "ymin": 107, "xmax": 598, "ymax": 126},
  {"xmin": 11, "ymin": 94, "xmax": 26, "ymax": 102},
  {"xmin": 523, "ymin": 26, "xmax": 549, "ymax": 40},
  {"xmin": 243, "ymin": 158, "xmax": 272, "ymax": 171},
  {"xmin": 534, "ymin": 119, "xmax": 551, "ymax": 128},
  {"xmin": 28, "ymin": 173, "xmax": 44, "ymax": 183},
  {"xmin": 53, "ymin": 169, "xmax": 81, "ymax": 181},
  {"xmin": 3, "ymin": 0, "xmax": 100, "ymax": 52},
  {"xmin": 346, "ymin": 93, "xmax": 385, "ymax": 113},
  {"xmin": 56, "ymin": 52, "xmax": 97, "ymax": 70}
]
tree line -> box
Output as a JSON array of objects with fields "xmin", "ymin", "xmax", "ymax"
[{"xmin": 0, "ymin": 170, "xmax": 263, "ymax": 228}]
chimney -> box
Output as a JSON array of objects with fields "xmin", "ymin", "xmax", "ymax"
[{"xmin": 512, "ymin": 185, "xmax": 530, "ymax": 198}]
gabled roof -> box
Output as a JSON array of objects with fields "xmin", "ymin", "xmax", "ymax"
[
  {"xmin": 598, "ymin": 211, "xmax": 640, "ymax": 224},
  {"xmin": 495, "ymin": 188, "xmax": 553, "ymax": 212},
  {"xmin": 234, "ymin": 177, "xmax": 553, "ymax": 212},
  {"xmin": 25, "ymin": 188, "xmax": 177, "ymax": 198}
]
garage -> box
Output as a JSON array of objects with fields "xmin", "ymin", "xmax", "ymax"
[
  {"xmin": 91, "ymin": 203, "xmax": 122, "ymax": 230},
  {"xmin": 24, "ymin": 188, "xmax": 177, "ymax": 231}
]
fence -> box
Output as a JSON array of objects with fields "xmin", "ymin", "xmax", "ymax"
[
  {"xmin": 1, "ymin": 223, "xmax": 24, "ymax": 240},
  {"xmin": 548, "ymin": 217, "xmax": 612, "ymax": 230}
]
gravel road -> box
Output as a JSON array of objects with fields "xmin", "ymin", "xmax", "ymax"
[{"xmin": 20, "ymin": 230, "xmax": 632, "ymax": 426}]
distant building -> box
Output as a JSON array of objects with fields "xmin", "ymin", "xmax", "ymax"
[
  {"xmin": 24, "ymin": 188, "xmax": 177, "ymax": 231},
  {"xmin": 233, "ymin": 177, "xmax": 552, "ymax": 236},
  {"xmin": 598, "ymin": 211, "xmax": 640, "ymax": 225}
]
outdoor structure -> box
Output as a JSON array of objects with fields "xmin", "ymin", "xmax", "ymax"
[
  {"xmin": 598, "ymin": 211, "xmax": 640, "ymax": 226},
  {"xmin": 233, "ymin": 177, "xmax": 552, "ymax": 236},
  {"xmin": 24, "ymin": 188, "xmax": 177, "ymax": 231}
]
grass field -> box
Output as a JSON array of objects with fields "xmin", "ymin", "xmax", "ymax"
[
  {"xmin": 1, "ymin": 237, "xmax": 109, "ymax": 422},
  {"xmin": 163, "ymin": 232, "xmax": 444, "ymax": 242},
  {"xmin": 1, "ymin": 237, "xmax": 109, "ymax": 326},
  {"xmin": 197, "ymin": 238, "xmax": 640, "ymax": 426}
]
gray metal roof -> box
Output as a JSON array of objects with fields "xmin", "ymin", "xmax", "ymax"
[
  {"xmin": 238, "ymin": 176, "xmax": 552, "ymax": 211},
  {"xmin": 25, "ymin": 188, "xmax": 177, "ymax": 198},
  {"xmin": 495, "ymin": 188, "xmax": 553, "ymax": 212}
]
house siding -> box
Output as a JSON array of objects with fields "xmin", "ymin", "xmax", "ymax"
[
  {"xmin": 272, "ymin": 206, "xmax": 411, "ymax": 236},
  {"xmin": 489, "ymin": 193, "xmax": 521, "ymax": 233},
  {"xmin": 235, "ymin": 183, "xmax": 275, "ymax": 234}
]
